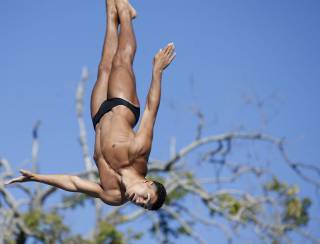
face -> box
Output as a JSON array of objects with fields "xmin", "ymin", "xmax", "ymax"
[{"xmin": 127, "ymin": 180, "xmax": 158, "ymax": 209}]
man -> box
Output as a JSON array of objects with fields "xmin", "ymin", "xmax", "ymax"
[{"xmin": 6, "ymin": 0, "xmax": 175, "ymax": 210}]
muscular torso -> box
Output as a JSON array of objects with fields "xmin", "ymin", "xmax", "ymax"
[{"xmin": 93, "ymin": 105, "xmax": 151, "ymax": 202}]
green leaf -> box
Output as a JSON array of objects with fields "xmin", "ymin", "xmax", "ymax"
[
  {"xmin": 22, "ymin": 210, "xmax": 42, "ymax": 231},
  {"xmin": 165, "ymin": 187, "xmax": 188, "ymax": 204},
  {"xmin": 286, "ymin": 186, "xmax": 299, "ymax": 196},
  {"xmin": 264, "ymin": 177, "xmax": 287, "ymax": 193},
  {"xmin": 96, "ymin": 221, "xmax": 124, "ymax": 244}
]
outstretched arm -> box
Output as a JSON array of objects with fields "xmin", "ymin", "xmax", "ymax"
[
  {"xmin": 6, "ymin": 170, "xmax": 124, "ymax": 206},
  {"xmin": 147, "ymin": 42, "xmax": 176, "ymax": 117},
  {"xmin": 136, "ymin": 43, "xmax": 176, "ymax": 145}
]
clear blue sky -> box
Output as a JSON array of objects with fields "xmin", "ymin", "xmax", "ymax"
[{"xmin": 1, "ymin": 0, "xmax": 320, "ymax": 243}]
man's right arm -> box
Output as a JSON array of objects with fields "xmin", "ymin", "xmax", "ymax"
[{"xmin": 5, "ymin": 169, "xmax": 126, "ymax": 206}]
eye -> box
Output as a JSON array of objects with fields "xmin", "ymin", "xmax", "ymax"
[
  {"xmin": 129, "ymin": 193, "xmax": 135, "ymax": 201},
  {"xmin": 146, "ymin": 193, "xmax": 151, "ymax": 202}
]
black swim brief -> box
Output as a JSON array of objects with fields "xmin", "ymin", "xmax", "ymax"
[{"xmin": 92, "ymin": 97, "xmax": 140, "ymax": 130}]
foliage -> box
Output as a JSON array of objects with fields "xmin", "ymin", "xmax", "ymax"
[
  {"xmin": 96, "ymin": 221, "xmax": 124, "ymax": 244},
  {"xmin": 22, "ymin": 210, "xmax": 69, "ymax": 242},
  {"xmin": 264, "ymin": 177, "xmax": 311, "ymax": 228},
  {"xmin": 0, "ymin": 70, "xmax": 319, "ymax": 244}
]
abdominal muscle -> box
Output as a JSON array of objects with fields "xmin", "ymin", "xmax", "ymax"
[
  {"xmin": 93, "ymin": 108, "xmax": 135, "ymax": 195},
  {"xmin": 98, "ymin": 106, "xmax": 136, "ymax": 172},
  {"xmin": 94, "ymin": 105, "xmax": 149, "ymax": 194}
]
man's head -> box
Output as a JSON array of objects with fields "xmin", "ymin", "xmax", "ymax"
[{"xmin": 127, "ymin": 179, "xmax": 166, "ymax": 210}]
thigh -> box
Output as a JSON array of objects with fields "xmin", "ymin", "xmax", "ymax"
[
  {"xmin": 90, "ymin": 70, "xmax": 111, "ymax": 118},
  {"xmin": 107, "ymin": 65, "xmax": 140, "ymax": 106}
]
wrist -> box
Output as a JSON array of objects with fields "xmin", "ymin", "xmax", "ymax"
[
  {"xmin": 152, "ymin": 67, "xmax": 162, "ymax": 76},
  {"xmin": 31, "ymin": 173, "xmax": 39, "ymax": 181}
]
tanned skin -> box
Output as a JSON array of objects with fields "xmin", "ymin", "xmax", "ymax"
[{"xmin": 6, "ymin": 0, "xmax": 175, "ymax": 210}]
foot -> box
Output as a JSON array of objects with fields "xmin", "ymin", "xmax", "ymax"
[
  {"xmin": 5, "ymin": 169, "xmax": 35, "ymax": 185},
  {"xmin": 115, "ymin": 0, "xmax": 137, "ymax": 19}
]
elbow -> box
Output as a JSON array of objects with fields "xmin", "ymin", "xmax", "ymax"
[
  {"xmin": 147, "ymin": 96, "xmax": 159, "ymax": 111},
  {"xmin": 69, "ymin": 175, "xmax": 80, "ymax": 191}
]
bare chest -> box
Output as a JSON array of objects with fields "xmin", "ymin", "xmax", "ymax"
[
  {"xmin": 106, "ymin": 142, "xmax": 150, "ymax": 178},
  {"xmin": 98, "ymin": 115, "xmax": 149, "ymax": 175}
]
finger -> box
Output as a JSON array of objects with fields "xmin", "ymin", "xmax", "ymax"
[
  {"xmin": 4, "ymin": 179, "xmax": 13, "ymax": 185},
  {"xmin": 5, "ymin": 176, "xmax": 24, "ymax": 185},
  {"xmin": 168, "ymin": 52, "xmax": 176, "ymax": 63},
  {"xmin": 20, "ymin": 169, "xmax": 32, "ymax": 177},
  {"xmin": 165, "ymin": 47, "xmax": 174, "ymax": 57},
  {"xmin": 164, "ymin": 43, "xmax": 174, "ymax": 55},
  {"xmin": 167, "ymin": 42, "xmax": 174, "ymax": 48},
  {"xmin": 163, "ymin": 42, "xmax": 173, "ymax": 54}
]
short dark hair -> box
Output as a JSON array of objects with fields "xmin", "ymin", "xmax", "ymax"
[{"xmin": 150, "ymin": 181, "xmax": 167, "ymax": 210}]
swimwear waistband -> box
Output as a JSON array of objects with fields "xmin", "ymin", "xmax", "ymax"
[{"xmin": 92, "ymin": 97, "xmax": 140, "ymax": 129}]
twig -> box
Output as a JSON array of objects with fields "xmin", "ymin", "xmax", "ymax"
[{"xmin": 162, "ymin": 205, "xmax": 206, "ymax": 244}]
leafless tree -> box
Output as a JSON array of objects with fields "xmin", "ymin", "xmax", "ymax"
[{"xmin": 1, "ymin": 68, "xmax": 319, "ymax": 244}]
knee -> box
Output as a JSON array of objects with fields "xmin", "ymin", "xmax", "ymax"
[
  {"xmin": 113, "ymin": 48, "xmax": 134, "ymax": 67},
  {"xmin": 98, "ymin": 63, "xmax": 112, "ymax": 75}
]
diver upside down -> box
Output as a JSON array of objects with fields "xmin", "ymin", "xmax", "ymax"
[{"xmin": 6, "ymin": 0, "xmax": 175, "ymax": 211}]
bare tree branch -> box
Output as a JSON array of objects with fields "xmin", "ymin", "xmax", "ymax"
[
  {"xmin": 76, "ymin": 66, "xmax": 103, "ymax": 234},
  {"xmin": 31, "ymin": 120, "xmax": 41, "ymax": 174},
  {"xmin": 163, "ymin": 205, "xmax": 206, "ymax": 244}
]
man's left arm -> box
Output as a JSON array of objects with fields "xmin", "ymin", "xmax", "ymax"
[{"xmin": 135, "ymin": 43, "xmax": 176, "ymax": 148}]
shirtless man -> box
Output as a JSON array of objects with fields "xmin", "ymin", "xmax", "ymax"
[{"xmin": 6, "ymin": 0, "xmax": 175, "ymax": 210}]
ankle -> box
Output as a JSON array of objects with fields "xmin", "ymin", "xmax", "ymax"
[{"xmin": 31, "ymin": 173, "xmax": 39, "ymax": 181}]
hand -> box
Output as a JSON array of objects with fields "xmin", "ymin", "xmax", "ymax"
[
  {"xmin": 5, "ymin": 169, "xmax": 35, "ymax": 185},
  {"xmin": 153, "ymin": 42, "xmax": 176, "ymax": 72}
]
